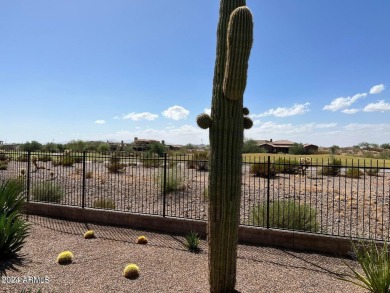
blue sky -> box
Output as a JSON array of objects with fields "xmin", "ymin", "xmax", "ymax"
[{"xmin": 1, "ymin": 0, "xmax": 389, "ymax": 147}]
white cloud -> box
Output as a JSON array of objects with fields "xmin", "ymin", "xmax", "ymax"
[
  {"xmin": 369, "ymin": 84, "xmax": 385, "ymax": 94},
  {"xmin": 204, "ymin": 108, "xmax": 211, "ymax": 115},
  {"xmin": 323, "ymin": 93, "xmax": 367, "ymax": 111},
  {"xmin": 122, "ymin": 112, "xmax": 159, "ymax": 121},
  {"xmin": 253, "ymin": 103, "xmax": 310, "ymax": 118},
  {"xmin": 94, "ymin": 120, "xmax": 106, "ymax": 124},
  {"xmin": 342, "ymin": 108, "xmax": 360, "ymax": 114},
  {"xmin": 162, "ymin": 105, "xmax": 190, "ymax": 120},
  {"xmin": 363, "ymin": 100, "xmax": 390, "ymax": 112},
  {"xmin": 315, "ymin": 123, "xmax": 337, "ymax": 128},
  {"xmin": 113, "ymin": 116, "xmax": 120, "ymax": 120}
]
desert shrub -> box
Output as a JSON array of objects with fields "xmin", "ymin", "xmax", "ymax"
[
  {"xmin": 250, "ymin": 163, "xmax": 277, "ymax": 177},
  {"xmin": 85, "ymin": 171, "xmax": 93, "ymax": 179},
  {"xmin": 379, "ymin": 150, "xmax": 390, "ymax": 160},
  {"xmin": 0, "ymin": 150, "xmax": 9, "ymax": 161},
  {"xmin": 365, "ymin": 168, "xmax": 380, "ymax": 176},
  {"xmin": 147, "ymin": 142, "xmax": 166, "ymax": 157},
  {"xmin": 37, "ymin": 154, "xmax": 52, "ymax": 162},
  {"xmin": 0, "ymin": 179, "xmax": 30, "ymax": 260},
  {"xmin": 123, "ymin": 264, "xmax": 140, "ymax": 279},
  {"xmin": 319, "ymin": 158, "xmax": 342, "ymax": 176},
  {"xmin": 249, "ymin": 200, "xmax": 320, "ymax": 232},
  {"xmin": 159, "ymin": 169, "xmax": 185, "ymax": 193},
  {"xmin": 92, "ymin": 198, "xmax": 116, "ymax": 209},
  {"xmin": 106, "ymin": 152, "xmax": 126, "ymax": 173},
  {"xmin": 53, "ymin": 155, "xmax": 75, "ymax": 167},
  {"xmin": 0, "ymin": 163, "xmax": 7, "ymax": 170},
  {"xmin": 340, "ymin": 240, "xmax": 390, "ymax": 293},
  {"xmin": 184, "ymin": 231, "xmax": 200, "ymax": 252},
  {"xmin": 141, "ymin": 153, "xmax": 161, "ymax": 168},
  {"xmin": 31, "ymin": 182, "xmax": 64, "ymax": 203},
  {"xmin": 57, "ymin": 251, "xmax": 74, "ymax": 265},
  {"xmin": 274, "ymin": 158, "xmax": 300, "ymax": 174},
  {"xmin": 17, "ymin": 154, "xmax": 29, "ymax": 162},
  {"xmin": 187, "ymin": 151, "xmax": 209, "ymax": 171},
  {"xmin": 346, "ymin": 168, "xmax": 363, "ymax": 178}
]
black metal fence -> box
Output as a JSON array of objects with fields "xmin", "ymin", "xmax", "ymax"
[{"xmin": 1, "ymin": 150, "xmax": 389, "ymax": 241}]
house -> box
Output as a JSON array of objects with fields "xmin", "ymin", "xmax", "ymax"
[
  {"xmin": 132, "ymin": 137, "xmax": 160, "ymax": 151},
  {"xmin": 255, "ymin": 139, "xmax": 318, "ymax": 154}
]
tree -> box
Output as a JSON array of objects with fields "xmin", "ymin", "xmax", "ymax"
[
  {"xmin": 147, "ymin": 142, "xmax": 166, "ymax": 157},
  {"xmin": 242, "ymin": 138, "xmax": 260, "ymax": 153},
  {"xmin": 288, "ymin": 143, "xmax": 307, "ymax": 155},
  {"xmin": 196, "ymin": 1, "xmax": 253, "ymax": 292},
  {"xmin": 19, "ymin": 141, "xmax": 43, "ymax": 152}
]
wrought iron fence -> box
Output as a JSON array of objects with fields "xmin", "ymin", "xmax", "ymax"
[{"xmin": 0, "ymin": 150, "xmax": 389, "ymax": 241}]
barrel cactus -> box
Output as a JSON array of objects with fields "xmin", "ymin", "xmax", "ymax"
[{"xmin": 196, "ymin": 1, "xmax": 253, "ymax": 292}]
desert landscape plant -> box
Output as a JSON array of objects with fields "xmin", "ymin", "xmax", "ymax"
[
  {"xmin": 340, "ymin": 240, "xmax": 390, "ymax": 293},
  {"xmin": 184, "ymin": 231, "xmax": 200, "ymax": 252},
  {"xmin": 319, "ymin": 158, "xmax": 342, "ymax": 176},
  {"xmin": 195, "ymin": 0, "xmax": 254, "ymax": 290},
  {"xmin": 136, "ymin": 235, "xmax": 148, "ymax": 244},
  {"xmin": 0, "ymin": 179, "xmax": 30, "ymax": 260},
  {"xmin": 250, "ymin": 162, "xmax": 277, "ymax": 177},
  {"xmin": 92, "ymin": 198, "xmax": 116, "ymax": 209},
  {"xmin": 123, "ymin": 263, "xmax": 140, "ymax": 279},
  {"xmin": 31, "ymin": 182, "xmax": 64, "ymax": 203},
  {"xmin": 159, "ymin": 169, "xmax": 185, "ymax": 193},
  {"xmin": 84, "ymin": 230, "xmax": 95, "ymax": 239},
  {"xmin": 56, "ymin": 251, "xmax": 74, "ymax": 265},
  {"xmin": 250, "ymin": 200, "xmax": 320, "ymax": 232},
  {"xmin": 346, "ymin": 168, "xmax": 364, "ymax": 178}
]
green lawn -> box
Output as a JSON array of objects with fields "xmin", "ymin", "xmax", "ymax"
[{"xmin": 242, "ymin": 153, "xmax": 390, "ymax": 168}]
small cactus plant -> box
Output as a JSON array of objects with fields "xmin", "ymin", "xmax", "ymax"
[
  {"xmin": 123, "ymin": 263, "xmax": 140, "ymax": 279},
  {"xmin": 56, "ymin": 251, "xmax": 74, "ymax": 265},
  {"xmin": 84, "ymin": 230, "xmax": 95, "ymax": 239},
  {"xmin": 136, "ymin": 236, "xmax": 148, "ymax": 244}
]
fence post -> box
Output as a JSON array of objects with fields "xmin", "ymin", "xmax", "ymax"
[
  {"xmin": 162, "ymin": 153, "xmax": 167, "ymax": 217},
  {"xmin": 267, "ymin": 155, "xmax": 270, "ymax": 229},
  {"xmin": 82, "ymin": 151, "xmax": 86, "ymax": 209},
  {"xmin": 26, "ymin": 151, "xmax": 31, "ymax": 202}
]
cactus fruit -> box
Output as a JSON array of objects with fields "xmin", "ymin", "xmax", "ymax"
[
  {"xmin": 136, "ymin": 235, "xmax": 148, "ymax": 244},
  {"xmin": 197, "ymin": 1, "xmax": 253, "ymax": 292},
  {"xmin": 56, "ymin": 251, "xmax": 74, "ymax": 265},
  {"xmin": 84, "ymin": 230, "xmax": 95, "ymax": 239},
  {"xmin": 123, "ymin": 263, "xmax": 140, "ymax": 279}
]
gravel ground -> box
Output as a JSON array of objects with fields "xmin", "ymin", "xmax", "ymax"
[{"xmin": 1, "ymin": 215, "xmax": 367, "ymax": 293}]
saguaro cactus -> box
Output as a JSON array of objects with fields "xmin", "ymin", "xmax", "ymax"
[{"xmin": 197, "ymin": 1, "xmax": 253, "ymax": 292}]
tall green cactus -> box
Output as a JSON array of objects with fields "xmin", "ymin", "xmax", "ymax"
[{"xmin": 197, "ymin": 1, "xmax": 253, "ymax": 292}]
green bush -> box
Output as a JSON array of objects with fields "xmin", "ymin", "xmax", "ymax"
[
  {"xmin": 365, "ymin": 168, "xmax": 380, "ymax": 176},
  {"xmin": 288, "ymin": 143, "xmax": 308, "ymax": 155},
  {"xmin": 187, "ymin": 151, "xmax": 209, "ymax": 171},
  {"xmin": 346, "ymin": 168, "xmax": 363, "ymax": 178},
  {"xmin": 379, "ymin": 150, "xmax": 390, "ymax": 160},
  {"xmin": 0, "ymin": 150, "xmax": 9, "ymax": 161},
  {"xmin": 17, "ymin": 154, "xmax": 29, "ymax": 162},
  {"xmin": 52, "ymin": 155, "xmax": 75, "ymax": 167},
  {"xmin": 141, "ymin": 153, "xmax": 162, "ymax": 168},
  {"xmin": 274, "ymin": 158, "xmax": 300, "ymax": 174},
  {"xmin": 184, "ymin": 231, "xmax": 200, "ymax": 252},
  {"xmin": 250, "ymin": 163, "xmax": 277, "ymax": 177},
  {"xmin": 0, "ymin": 163, "xmax": 7, "ymax": 170},
  {"xmin": 37, "ymin": 154, "xmax": 52, "ymax": 162},
  {"xmin": 0, "ymin": 179, "xmax": 30, "ymax": 260},
  {"xmin": 106, "ymin": 153, "xmax": 126, "ymax": 173},
  {"xmin": 340, "ymin": 240, "xmax": 390, "ymax": 293},
  {"xmin": 242, "ymin": 139, "xmax": 260, "ymax": 153},
  {"xmin": 249, "ymin": 200, "xmax": 320, "ymax": 232},
  {"xmin": 319, "ymin": 158, "xmax": 342, "ymax": 176},
  {"xmin": 31, "ymin": 182, "xmax": 64, "ymax": 203},
  {"xmin": 92, "ymin": 198, "xmax": 116, "ymax": 209},
  {"xmin": 159, "ymin": 169, "xmax": 185, "ymax": 193}
]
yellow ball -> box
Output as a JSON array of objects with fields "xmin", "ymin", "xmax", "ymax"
[{"xmin": 84, "ymin": 230, "xmax": 95, "ymax": 239}]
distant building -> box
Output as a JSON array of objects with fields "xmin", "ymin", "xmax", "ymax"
[
  {"xmin": 254, "ymin": 139, "xmax": 318, "ymax": 154},
  {"xmin": 132, "ymin": 137, "xmax": 160, "ymax": 151}
]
